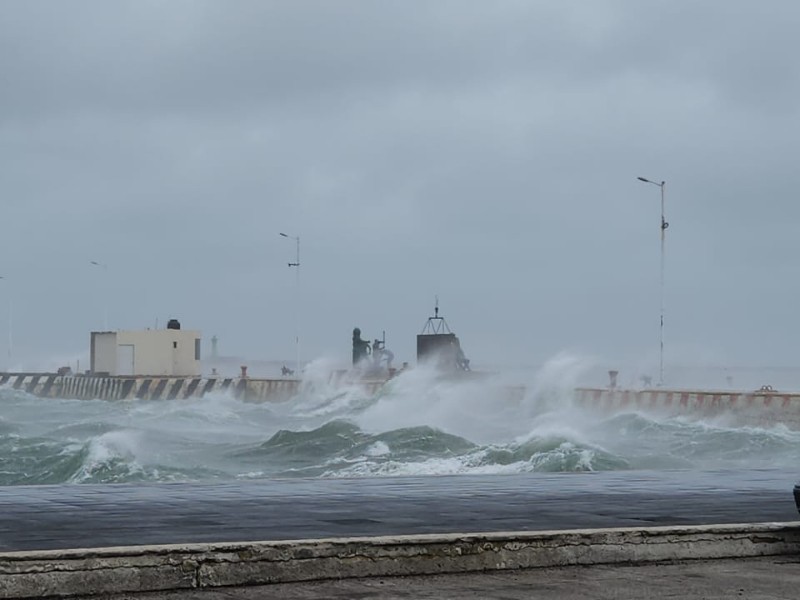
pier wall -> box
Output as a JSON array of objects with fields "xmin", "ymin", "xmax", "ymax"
[
  {"xmin": 5, "ymin": 371, "xmax": 800, "ymax": 424},
  {"xmin": 0, "ymin": 373, "xmax": 387, "ymax": 402},
  {"xmin": 575, "ymin": 387, "xmax": 800, "ymax": 427}
]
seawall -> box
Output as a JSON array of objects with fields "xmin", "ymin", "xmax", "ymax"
[
  {"xmin": 5, "ymin": 372, "xmax": 800, "ymax": 427},
  {"xmin": 575, "ymin": 387, "xmax": 800, "ymax": 428},
  {"xmin": 2, "ymin": 522, "xmax": 799, "ymax": 598},
  {"xmin": 0, "ymin": 372, "xmax": 386, "ymax": 402}
]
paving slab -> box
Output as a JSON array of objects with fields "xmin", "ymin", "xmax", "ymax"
[{"xmin": 70, "ymin": 557, "xmax": 800, "ymax": 599}]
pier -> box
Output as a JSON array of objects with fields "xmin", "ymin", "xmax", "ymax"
[
  {"xmin": 575, "ymin": 386, "xmax": 800, "ymax": 428},
  {"xmin": 4, "ymin": 371, "xmax": 800, "ymax": 429},
  {"xmin": 0, "ymin": 372, "xmax": 386, "ymax": 402}
]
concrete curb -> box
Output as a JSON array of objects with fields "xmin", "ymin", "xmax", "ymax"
[{"xmin": 2, "ymin": 522, "xmax": 800, "ymax": 599}]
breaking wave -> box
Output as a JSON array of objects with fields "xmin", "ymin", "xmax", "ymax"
[{"xmin": 2, "ymin": 355, "xmax": 800, "ymax": 485}]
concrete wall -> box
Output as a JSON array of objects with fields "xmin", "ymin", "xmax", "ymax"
[
  {"xmin": 90, "ymin": 332, "xmax": 117, "ymax": 374},
  {"xmin": 0, "ymin": 373, "xmax": 61, "ymax": 398},
  {"xmin": 0, "ymin": 373, "xmax": 391, "ymax": 403},
  {"xmin": 0, "ymin": 373, "xmax": 303, "ymax": 402},
  {"xmin": 114, "ymin": 330, "xmax": 201, "ymax": 376},
  {"xmin": 574, "ymin": 387, "xmax": 800, "ymax": 428},
  {"xmin": 9, "ymin": 373, "xmax": 800, "ymax": 421},
  {"xmin": 2, "ymin": 522, "xmax": 799, "ymax": 598}
]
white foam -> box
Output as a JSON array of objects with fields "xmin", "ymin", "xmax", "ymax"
[
  {"xmin": 364, "ymin": 441, "xmax": 390, "ymax": 457},
  {"xmin": 70, "ymin": 429, "xmax": 145, "ymax": 483}
]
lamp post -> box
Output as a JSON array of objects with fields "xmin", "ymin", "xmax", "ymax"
[
  {"xmin": 637, "ymin": 177, "xmax": 668, "ymax": 386},
  {"xmin": 89, "ymin": 261, "xmax": 109, "ymax": 331},
  {"xmin": 279, "ymin": 233, "xmax": 300, "ymax": 377},
  {"xmin": 0, "ymin": 276, "xmax": 11, "ymax": 366}
]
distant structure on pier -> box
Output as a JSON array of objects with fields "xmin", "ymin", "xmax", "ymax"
[
  {"xmin": 416, "ymin": 300, "xmax": 470, "ymax": 372},
  {"xmin": 90, "ymin": 318, "xmax": 201, "ymax": 377}
]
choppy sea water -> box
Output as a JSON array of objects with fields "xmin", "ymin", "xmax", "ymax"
[{"xmin": 2, "ymin": 358, "xmax": 800, "ymax": 486}]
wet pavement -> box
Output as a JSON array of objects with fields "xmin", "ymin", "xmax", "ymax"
[
  {"xmin": 79, "ymin": 557, "xmax": 800, "ymax": 600},
  {"xmin": 0, "ymin": 469, "xmax": 796, "ymax": 552}
]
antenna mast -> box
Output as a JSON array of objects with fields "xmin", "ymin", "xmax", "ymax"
[{"xmin": 421, "ymin": 296, "xmax": 451, "ymax": 334}]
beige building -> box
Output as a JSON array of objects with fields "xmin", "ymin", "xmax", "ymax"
[{"xmin": 90, "ymin": 328, "xmax": 202, "ymax": 376}]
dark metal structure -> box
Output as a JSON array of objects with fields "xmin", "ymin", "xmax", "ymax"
[{"xmin": 416, "ymin": 299, "xmax": 470, "ymax": 371}]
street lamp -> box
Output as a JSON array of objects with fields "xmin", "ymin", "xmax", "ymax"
[
  {"xmin": 279, "ymin": 233, "xmax": 300, "ymax": 377},
  {"xmin": 89, "ymin": 261, "xmax": 109, "ymax": 331},
  {"xmin": 0, "ymin": 276, "xmax": 11, "ymax": 365},
  {"xmin": 637, "ymin": 177, "xmax": 669, "ymax": 386}
]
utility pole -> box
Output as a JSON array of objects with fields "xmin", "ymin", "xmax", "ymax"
[
  {"xmin": 279, "ymin": 233, "xmax": 301, "ymax": 377},
  {"xmin": 637, "ymin": 177, "xmax": 669, "ymax": 386}
]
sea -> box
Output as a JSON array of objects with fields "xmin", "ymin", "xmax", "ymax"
[{"xmin": 2, "ymin": 356, "xmax": 800, "ymax": 487}]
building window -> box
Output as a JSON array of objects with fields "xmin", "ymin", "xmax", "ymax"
[
  {"xmin": 173, "ymin": 341, "xmax": 178, "ymax": 349},
  {"xmin": 195, "ymin": 338, "xmax": 201, "ymax": 360}
]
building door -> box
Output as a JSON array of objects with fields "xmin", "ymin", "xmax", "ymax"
[{"xmin": 117, "ymin": 344, "xmax": 135, "ymax": 376}]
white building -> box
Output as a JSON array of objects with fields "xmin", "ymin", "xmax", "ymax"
[{"xmin": 90, "ymin": 327, "xmax": 201, "ymax": 376}]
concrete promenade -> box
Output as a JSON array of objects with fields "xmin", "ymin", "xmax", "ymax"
[
  {"xmin": 69, "ymin": 557, "xmax": 800, "ymax": 599},
  {"xmin": 5, "ymin": 525, "xmax": 800, "ymax": 599}
]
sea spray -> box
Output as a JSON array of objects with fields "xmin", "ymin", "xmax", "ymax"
[{"xmin": 3, "ymin": 355, "xmax": 800, "ymax": 485}]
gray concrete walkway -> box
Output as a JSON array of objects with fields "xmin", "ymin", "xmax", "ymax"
[{"xmin": 73, "ymin": 557, "xmax": 800, "ymax": 599}]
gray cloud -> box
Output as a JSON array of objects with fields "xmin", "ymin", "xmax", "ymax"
[{"xmin": 2, "ymin": 0, "xmax": 800, "ymax": 379}]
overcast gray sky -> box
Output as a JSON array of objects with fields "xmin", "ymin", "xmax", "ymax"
[{"xmin": 2, "ymin": 1, "xmax": 799, "ymax": 376}]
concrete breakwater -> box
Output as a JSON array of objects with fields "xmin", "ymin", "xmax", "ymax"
[
  {"xmin": 575, "ymin": 387, "xmax": 800, "ymax": 428},
  {"xmin": 5, "ymin": 371, "xmax": 800, "ymax": 427},
  {"xmin": 0, "ymin": 372, "xmax": 386, "ymax": 402},
  {"xmin": 2, "ymin": 522, "xmax": 799, "ymax": 598}
]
